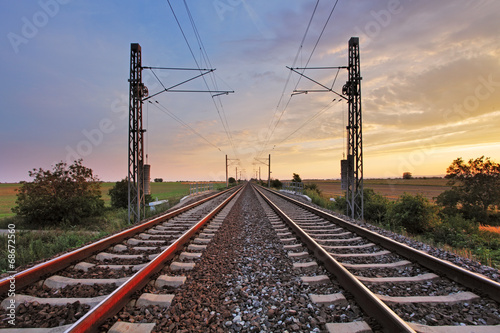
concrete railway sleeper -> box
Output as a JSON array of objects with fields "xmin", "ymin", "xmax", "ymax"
[
  {"xmin": 254, "ymin": 184, "xmax": 500, "ymax": 332},
  {"xmin": 0, "ymin": 186, "xmax": 243, "ymax": 332},
  {"xmin": 1, "ymin": 183, "xmax": 499, "ymax": 332},
  {"xmin": 104, "ymin": 183, "xmax": 381, "ymax": 332},
  {"xmin": 94, "ymin": 185, "xmax": 245, "ymax": 333}
]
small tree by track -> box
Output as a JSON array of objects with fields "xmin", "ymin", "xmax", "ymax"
[
  {"xmin": 109, "ymin": 178, "xmax": 129, "ymax": 209},
  {"xmin": 271, "ymin": 179, "xmax": 283, "ymax": 189},
  {"xmin": 13, "ymin": 160, "xmax": 105, "ymax": 226},
  {"xmin": 292, "ymin": 173, "xmax": 302, "ymax": 183},
  {"xmin": 437, "ymin": 156, "xmax": 500, "ymax": 222},
  {"xmin": 109, "ymin": 178, "xmax": 153, "ymax": 209}
]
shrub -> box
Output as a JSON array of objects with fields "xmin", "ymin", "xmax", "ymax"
[
  {"xmin": 304, "ymin": 183, "xmax": 321, "ymax": 195},
  {"xmin": 13, "ymin": 160, "xmax": 105, "ymax": 226},
  {"xmin": 331, "ymin": 195, "xmax": 347, "ymax": 213},
  {"xmin": 109, "ymin": 178, "xmax": 152, "ymax": 209},
  {"xmin": 388, "ymin": 193, "xmax": 439, "ymax": 234},
  {"xmin": 436, "ymin": 187, "xmax": 461, "ymax": 217},
  {"xmin": 434, "ymin": 214, "xmax": 478, "ymax": 248},
  {"xmin": 364, "ymin": 189, "xmax": 391, "ymax": 224},
  {"xmin": 443, "ymin": 156, "xmax": 500, "ymax": 222},
  {"xmin": 271, "ymin": 179, "xmax": 282, "ymax": 189},
  {"xmin": 109, "ymin": 178, "xmax": 128, "ymax": 209},
  {"xmin": 304, "ymin": 189, "xmax": 335, "ymax": 210}
]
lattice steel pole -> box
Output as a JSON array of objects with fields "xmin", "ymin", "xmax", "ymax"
[
  {"xmin": 343, "ymin": 37, "xmax": 363, "ymax": 220},
  {"xmin": 128, "ymin": 43, "xmax": 148, "ymax": 224}
]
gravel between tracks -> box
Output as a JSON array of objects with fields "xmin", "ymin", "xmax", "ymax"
[
  {"xmin": 280, "ymin": 191, "xmax": 500, "ymax": 282},
  {"xmin": 0, "ymin": 301, "xmax": 90, "ymax": 328},
  {"xmin": 107, "ymin": 185, "xmax": 370, "ymax": 332}
]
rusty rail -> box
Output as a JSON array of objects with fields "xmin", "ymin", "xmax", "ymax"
[
  {"xmin": 257, "ymin": 185, "xmax": 500, "ymax": 303},
  {"xmin": 65, "ymin": 184, "xmax": 244, "ymax": 332},
  {"xmin": 254, "ymin": 185, "xmax": 415, "ymax": 332},
  {"xmin": 0, "ymin": 187, "xmax": 236, "ymax": 295}
]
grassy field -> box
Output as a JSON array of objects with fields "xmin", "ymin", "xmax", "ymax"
[
  {"xmin": 0, "ymin": 184, "xmax": 19, "ymax": 219},
  {"xmin": 0, "ymin": 181, "xmax": 212, "ymax": 272},
  {"xmin": 0, "ymin": 179, "xmax": 448, "ymax": 217},
  {"xmin": 99, "ymin": 181, "xmax": 193, "ymax": 206},
  {"xmin": 0, "ymin": 181, "xmax": 195, "ymax": 219},
  {"xmin": 307, "ymin": 178, "xmax": 450, "ymax": 201}
]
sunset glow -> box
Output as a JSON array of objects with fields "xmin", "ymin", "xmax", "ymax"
[{"xmin": 1, "ymin": 1, "xmax": 499, "ymax": 182}]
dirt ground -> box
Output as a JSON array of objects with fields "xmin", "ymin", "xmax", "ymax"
[{"xmin": 307, "ymin": 179, "xmax": 450, "ymax": 201}]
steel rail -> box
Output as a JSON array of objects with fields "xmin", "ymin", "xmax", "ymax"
[
  {"xmin": 0, "ymin": 187, "xmax": 235, "ymax": 295},
  {"xmin": 258, "ymin": 185, "xmax": 500, "ymax": 303},
  {"xmin": 253, "ymin": 185, "xmax": 415, "ymax": 333},
  {"xmin": 65, "ymin": 184, "xmax": 243, "ymax": 332}
]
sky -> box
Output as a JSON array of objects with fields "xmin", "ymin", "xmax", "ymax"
[{"xmin": 1, "ymin": 0, "xmax": 499, "ymax": 183}]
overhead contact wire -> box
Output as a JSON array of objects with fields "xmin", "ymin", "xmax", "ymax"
[
  {"xmin": 182, "ymin": 0, "xmax": 238, "ymax": 158},
  {"xmin": 260, "ymin": 0, "xmax": 341, "ymax": 155},
  {"xmin": 278, "ymin": 67, "xmax": 342, "ymax": 145},
  {"xmin": 258, "ymin": 0, "xmax": 320, "ymax": 158},
  {"xmin": 166, "ymin": 0, "xmax": 238, "ymax": 157},
  {"xmin": 150, "ymin": 100, "xmax": 223, "ymax": 152}
]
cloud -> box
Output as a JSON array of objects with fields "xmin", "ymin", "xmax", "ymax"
[
  {"xmin": 365, "ymin": 54, "xmax": 500, "ymax": 131},
  {"xmin": 2, "ymin": 1, "xmax": 500, "ymax": 182}
]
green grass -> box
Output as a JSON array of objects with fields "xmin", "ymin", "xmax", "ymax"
[
  {"xmin": 0, "ymin": 181, "xmax": 195, "ymax": 272},
  {"xmin": 98, "ymin": 181, "xmax": 192, "ymax": 207},
  {"xmin": 308, "ymin": 178, "xmax": 450, "ymax": 202},
  {"xmin": 0, "ymin": 183, "xmax": 19, "ymax": 218},
  {"xmin": 99, "ymin": 182, "xmax": 114, "ymax": 206},
  {"xmin": 149, "ymin": 182, "xmax": 190, "ymax": 201},
  {"xmin": 0, "ymin": 230, "xmax": 103, "ymax": 272},
  {"xmin": 0, "ymin": 182, "xmax": 193, "ymax": 218}
]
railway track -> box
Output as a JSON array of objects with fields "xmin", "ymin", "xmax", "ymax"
[
  {"xmin": 0, "ymin": 185, "xmax": 243, "ymax": 332},
  {"xmin": 254, "ymin": 184, "xmax": 500, "ymax": 332},
  {"xmin": 0, "ymin": 183, "xmax": 499, "ymax": 332}
]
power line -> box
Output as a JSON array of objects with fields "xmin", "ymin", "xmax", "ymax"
[
  {"xmin": 301, "ymin": 0, "xmax": 341, "ymax": 80},
  {"xmin": 150, "ymin": 68, "xmax": 167, "ymax": 91},
  {"xmin": 277, "ymin": 100, "xmax": 340, "ymax": 146},
  {"xmin": 182, "ymin": 0, "xmax": 237, "ymax": 157},
  {"xmin": 165, "ymin": 0, "xmax": 199, "ymax": 69},
  {"xmin": 258, "ymin": 0, "xmax": 342, "ymax": 158},
  {"xmin": 258, "ymin": 0, "xmax": 320, "ymax": 158},
  {"xmin": 149, "ymin": 100, "xmax": 223, "ymax": 153},
  {"xmin": 165, "ymin": 0, "xmax": 238, "ymax": 158}
]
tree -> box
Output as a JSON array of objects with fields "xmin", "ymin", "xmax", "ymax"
[
  {"xmin": 364, "ymin": 189, "xmax": 390, "ymax": 224},
  {"xmin": 435, "ymin": 187, "xmax": 461, "ymax": 217},
  {"xmin": 13, "ymin": 160, "xmax": 104, "ymax": 226},
  {"xmin": 154, "ymin": 178, "xmax": 163, "ymax": 183},
  {"xmin": 109, "ymin": 178, "xmax": 128, "ymax": 209},
  {"xmin": 402, "ymin": 172, "xmax": 412, "ymax": 179},
  {"xmin": 271, "ymin": 179, "xmax": 283, "ymax": 189},
  {"xmin": 228, "ymin": 177, "xmax": 236, "ymax": 184},
  {"xmin": 437, "ymin": 156, "xmax": 500, "ymax": 221},
  {"xmin": 109, "ymin": 178, "xmax": 153, "ymax": 209},
  {"xmin": 292, "ymin": 173, "xmax": 302, "ymax": 183}
]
